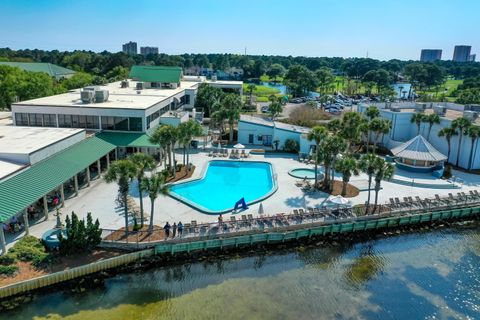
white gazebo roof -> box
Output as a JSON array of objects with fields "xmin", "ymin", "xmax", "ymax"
[{"xmin": 391, "ymin": 135, "xmax": 447, "ymax": 162}]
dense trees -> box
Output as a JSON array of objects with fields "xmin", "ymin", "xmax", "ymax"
[{"xmin": 284, "ymin": 65, "xmax": 317, "ymax": 97}]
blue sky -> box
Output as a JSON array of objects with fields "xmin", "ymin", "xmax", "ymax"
[{"xmin": 0, "ymin": 0, "xmax": 478, "ymax": 60}]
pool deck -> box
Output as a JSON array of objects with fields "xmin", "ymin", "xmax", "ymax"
[{"xmin": 5, "ymin": 147, "xmax": 480, "ymax": 249}]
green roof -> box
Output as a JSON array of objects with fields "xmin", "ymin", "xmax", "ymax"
[
  {"xmin": 0, "ymin": 62, "xmax": 76, "ymax": 78},
  {"xmin": 129, "ymin": 65, "xmax": 182, "ymax": 83},
  {"xmin": 0, "ymin": 136, "xmax": 115, "ymax": 222},
  {"xmin": 97, "ymin": 132, "xmax": 158, "ymax": 148}
]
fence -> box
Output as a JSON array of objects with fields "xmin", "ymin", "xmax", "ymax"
[
  {"xmin": 154, "ymin": 206, "xmax": 480, "ymax": 255},
  {"xmin": 0, "ymin": 249, "xmax": 153, "ymax": 299}
]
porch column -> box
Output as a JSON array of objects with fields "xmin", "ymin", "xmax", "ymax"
[
  {"xmin": 106, "ymin": 154, "xmax": 110, "ymax": 169},
  {"xmin": 23, "ymin": 209, "xmax": 30, "ymax": 236},
  {"xmin": 86, "ymin": 167, "xmax": 91, "ymax": 187},
  {"xmin": 0, "ymin": 227, "xmax": 6, "ymax": 255},
  {"xmin": 74, "ymin": 175, "xmax": 79, "ymax": 196},
  {"xmin": 43, "ymin": 195, "xmax": 49, "ymax": 220},
  {"xmin": 60, "ymin": 184, "xmax": 65, "ymax": 208},
  {"xmin": 97, "ymin": 159, "xmax": 101, "ymax": 174},
  {"xmin": 114, "ymin": 148, "xmax": 118, "ymax": 160}
]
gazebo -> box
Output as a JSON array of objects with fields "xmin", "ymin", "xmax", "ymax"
[{"xmin": 391, "ymin": 135, "xmax": 447, "ymax": 172}]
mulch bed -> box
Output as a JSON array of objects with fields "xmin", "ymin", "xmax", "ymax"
[
  {"xmin": 166, "ymin": 166, "xmax": 196, "ymax": 183},
  {"xmin": 316, "ymin": 180, "xmax": 360, "ymax": 198},
  {"xmin": 0, "ymin": 250, "xmax": 121, "ymax": 287},
  {"xmin": 104, "ymin": 225, "xmax": 169, "ymax": 242}
]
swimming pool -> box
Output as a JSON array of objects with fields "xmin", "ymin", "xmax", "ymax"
[
  {"xmin": 288, "ymin": 168, "xmax": 324, "ymax": 180},
  {"xmin": 169, "ymin": 161, "xmax": 277, "ymax": 213}
]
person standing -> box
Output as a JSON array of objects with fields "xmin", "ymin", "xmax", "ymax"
[
  {"xmin": 172, "ymin": 222, "xmax": 177, "ymax": 238},
  {"xmin": 163, "ymin": 222, "xmax": 171, "ymax": 239},
  {"xmin": 177, "ymin": 221, "xmax": 183, "ymax": 237},
  {"xmin": 218, "ymin": 214, "xmax": 223, "ymax": 230}
]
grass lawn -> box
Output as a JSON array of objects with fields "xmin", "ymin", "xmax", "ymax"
[
  {"xmin": 416, "ymin": 79, "xmax": 463, "ymax": 100},
  {"xmin": 260, "ymin": 74, "xmax": 284, "ymax": 83},
  {"xmin": 243, "ymin": 84, "xmax": 283, "ymax": 102}
]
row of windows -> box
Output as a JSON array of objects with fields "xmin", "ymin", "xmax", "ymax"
[
  {"xmin": 58, "ymin": 114, "xmax": 100, "ymax": 129},
  {"xmin": 15, "ymin": 113, "xmax": 57, "ymax": 127},
  {"xmin": 101, "ymin": 116, "xmax": 142, "ymax": 132},
  {"xmin": 15, "ymin": 113, "xmax": 143, "ymax": 131}
]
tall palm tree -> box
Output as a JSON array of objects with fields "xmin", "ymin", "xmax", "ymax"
[
  {"xmin": 334, "ymin": 156, "xmax": 359, "ymax": 196},
  {"xmin": 269, "ymin": 99, "xmax": 283, "ymax": 121},
  {"xmin": 365, "ymin": 106, "xmax": 380, "ymax": 120},
  {"xmin": 372, "ymin": 158, "xmax": 395, "ymax": 213},
  {"xmin": 307, "ymin": 126, "xmax": 328, "ymax": 187},
  {"xmin": 467, "ymin": 125, "xmax": 480, "ymax": 171},
  {"xmin": 212, "ymin": 93, "xmax": 242, "ymax": 143},
  {"xmin": 178, "ymin": 120, "xmax": 204, "ymax": 170},
  {"xmin": 438, "ymin": 127, "xmax": 458, "ymax": 164},
  {"xmin": 318, "ymin": 136, "xmax": 347, "ymax": 189},
  {"xmin": 340, "ymin": 112, "xmax": 363, "ymax": 151},
  {"xmin": 247, "ymin": 83, "xmax": 256, "ymax": 105},
  {"xmin": 452, "ymin": 117, "xmax": 472, "ymax": 167},
  {"xmin": 326, "ymin": 119, "xmax": 342, "ymax": 134},
  {"xmin": 359, "ymin": 154, "xmax": 378, "ymax": 213},
  {"xmin": 410, "ymin": 112, "xmax": 425, "ymax": 135},
  {"xmin": 140, "ymin": 172, "xmax": 169, "ymax": 233},
  {"xmin": 150, "ymin": 125, "xmax": 173, "ymax": 169},
  {"xmin": 369, "ymin": 118, "xmax": 391, "ymax": 154},
  {"xmin": 425, "ymin": 113, "xmax": 440, "ymax": 140},
  {"xmin": 104, "ymin": 160, "xmax": 137, "ymax": 235},
  {"xmin": 129, "ymin": 153, "xmax": 156, "ymax": 228}
]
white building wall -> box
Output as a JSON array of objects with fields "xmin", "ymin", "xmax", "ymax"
[
  {"xmin": 272, "ymin": 127, "xmax": 302, "ymax": 151},
  {"xmin": 237, "ymin": 121, "xmax": 274, "ymax": 146}
]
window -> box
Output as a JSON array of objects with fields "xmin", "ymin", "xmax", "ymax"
[
  {"xmin": 101, "ymin": 116, "xmax": 114, "ymax": 130},
  {"xmin": 115, "ymin": 117, "xmax": 128, "ymax": 131},
  {"xmin": 29, "ymin": 113, "xmax": 43, "ymax": 126},
  {"xmin": 129, "ymin": 117, "xmax": 142, "ymax": 131},
  {"xmin": 43, "ymin": 114, "xmax": 56, "ymax": 127},
  {"xmin": 15, "ymin": 113, "xmax": 29, "ymax": 126},
  {"xmin": 257, "ymin": 135, "xmax": 263, "ymax": 142},
  {"xmin": 86, "ymin": 116, "xmax": 99, "ymax": 129},
  {"xmin": 248, "ymin": 134, "xmax": 254, "ymax": 144},
  {"xmin": 58, "ymin": 114, "xmax": 72, "ymax": 128},
  {"xmin": 151, "ymin": 82, "xmax": 160, "ymax": 88}
]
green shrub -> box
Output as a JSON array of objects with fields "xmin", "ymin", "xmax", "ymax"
[
  {"xmin": 0, "ymin": 253, "xmax": 15, "ymax": 265},
  {"xmin": 9, "ymin": 236, "xmax": 51, "ymax": 267},
  {"xmin": 0, "ymin": 265, "xmax": 18, "ymax": 276},
  {"xmin": 284, "ymin": 139, "xmax": 300, "ymax": 153},
  {"xmin": 59, "ymin": 212, "xmax": 102, "ymax": 255}
]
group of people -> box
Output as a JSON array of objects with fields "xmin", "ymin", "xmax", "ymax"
[
  {"xmin": 162, "ymin": 221, "xmax": 184, "ymax": 239},
  {"xmin": 2, "ymin": 216, "xmax": 25, "ymax": 234}
]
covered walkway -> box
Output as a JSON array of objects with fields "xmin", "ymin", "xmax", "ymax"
[{"xmin": 0, "ymin": 136, "xmax": 116, "ymax": 253}]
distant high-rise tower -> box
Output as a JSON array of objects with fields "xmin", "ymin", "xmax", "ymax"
[
  {"xmin": 468, "ymin": 54, "xmax": 476, "ymax": 62},
  {"xmin": 453, "ymin": 45, "xmax": 472, "ymax": 62},
  {"xmin": 122, "ymin": 41, "xmax": 137, "ymax": 55},
  {"xmin": 140, "ymin": 46, "xmax": 159, "ymax": 56},
  {"xmin": 420, "ymin": 49, "xmax": 442, "ymax": 62}
]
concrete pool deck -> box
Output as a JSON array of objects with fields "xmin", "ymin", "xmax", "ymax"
[{"xmin": 5, "ymin": 148, "xmax": 480, "ymax": 249}]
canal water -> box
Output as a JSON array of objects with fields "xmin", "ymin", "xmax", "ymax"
[{"xmin": 6, "ymin": 224, "xmax": 480, "ymax": 320}]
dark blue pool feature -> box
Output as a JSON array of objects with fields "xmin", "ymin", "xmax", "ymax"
[{"xmin": 42, "ymin": 229, "xmax": 66, "ymax": 250}]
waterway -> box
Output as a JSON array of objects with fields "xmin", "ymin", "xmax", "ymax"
[{"xmin": 6, "ymin": 223, "xmax": 480, "ymax": 320}]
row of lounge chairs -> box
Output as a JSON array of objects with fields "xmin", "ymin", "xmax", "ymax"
[
  {"xmin": 388, "ymin": 190, "xmax": 480, "ymax": 211},
  {"xmin": 208, "ymin": 149, "xmax": 250, "ymax": 158}
]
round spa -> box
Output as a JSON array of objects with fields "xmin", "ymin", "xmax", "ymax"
[{"xmin": 288, "ymin": 168, "xmax": 324, "ymax": 180}]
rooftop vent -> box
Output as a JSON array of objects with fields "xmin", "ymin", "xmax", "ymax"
[
  {"xmin": 136, "ymin": 82, "xmax": 144, "ymax": 90},
  {"xmin": 80, "ymin": 86, "xmax": 109, "ymax": 103},
  {"xmin": 211, "ymin": 75, "xmax": 217, "ymax": 82},
  {"xmin": 81, "ymin": 90, "xmax": 95, "ymax": 103},
  {"xmin": 121, "ymin": 80, "xmax": 129, "ymax": 88}
]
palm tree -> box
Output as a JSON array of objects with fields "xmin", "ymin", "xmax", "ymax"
[
  {"xmin": 318, "ymin": 136, "xmax": 347, "ymax": 189},
  {"xmin": 467, "ymin": 125, "xmax": 480, "ymax": 171},
  {"xmin": 410, "ymin": 112, "xmax": 425, "ymax": 135},
  {"xmin": 104, "ymin": 160, "xmax": 137, "ymax": 235},
  {"xmin": 372, "ymin": 158, "xmax": 395, "ymax": 213},
  {"xmin": 140, "ymin": 172, "xmax": 169, "ymax": 233},
  {"xmin": 212, "ymin": 93, "xmax": 242, "ymax": 143},
  {"xmin": 327, "ymin": 119, "xmax": 342, "ymax": 134},
  {"xmin": 369, "ymin": 118, "xmax": 391, "ymax": 154},
  {"xmin": 339, "ymin": 112, "xmax": 363, "ymax": 151},
  {"xmin": 307, "ymin": 126, "xmax": 328, "ymax": 187},
  {"xmin": 365, "ymin": 106, "xmax": 380, "ymax": 120},
  {"xmin": 359, "ymin": 154, "xmax": 378, "ymax": 213},
  {"xmin": 247, "ymin": 84, "xmax": 256, "ymax": 105},
  {"xmin": 398, "ymin": 85, "xmax": 404, "ymax": 100},
  {"xmin": 438, "ymin": 127, "xmax": 458, "ymax": 164},
  {"xmin": 425, "ymin": 113, "xmax": 440, "ymax": 140},
  {"xmin": 452, "ymin": 117, "xmax": 472, "ymax": 167},
  {"xmin": 129, "ymin": 153, "xmax": 156, "ymax": 228},
  {"xmin": 334, "ymin": 156, "xmax": 359, "ymax": 196},
  {"xmin": 150, "ymin": 125, "xmax": 173, "ymax": 169},
  {"xmin": 178, "ymin": 120, "xmax": 204, "ymax": 170},
  {"xmin": 269, "ymin": 98, "xmax": 283, "ymax": 121}
]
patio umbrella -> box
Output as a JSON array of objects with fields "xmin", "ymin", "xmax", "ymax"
[
  {"xmin": 258, "ymin": 202, "xmax": 264, "ymax": 214},
  {"xmin": 328, "ymin": 195, "xmax": 349, "ymax": 206},
  {"xmin": 217, "ymin": 142, "xmax": 222, "ymax": 150},
  {"xmin": 233, "ymin": 143, "xmax": 245, "ymax": 149}
]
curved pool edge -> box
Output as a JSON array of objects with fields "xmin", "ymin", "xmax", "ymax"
[
  {"xmin": 167, "ymin": 160, "xmax": 278, "ymax": 215},
  {"xmin": 288, "ymin": 168, "xmax": 324, "ymax": 180}
]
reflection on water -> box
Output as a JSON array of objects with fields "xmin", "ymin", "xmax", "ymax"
[{"xmin": 6, "ymin": 224, "xmax": 480, "ymax": 320}]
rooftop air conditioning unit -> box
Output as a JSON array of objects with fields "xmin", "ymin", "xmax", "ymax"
[
  {"xmin": 433, "ymin": 106, "xmax": 446, "ymax": 116},
  {"xmin": 136, "ymin": 82, "xmax": 144, "ymax": 90},
  {"xmin": 95, "ymin": 89, "xmax": 109, "ymax": 103},
  {"xmin": 211, "ymin": 75, "xmax": 217, "ymax": 82},
  {"xmin": 121, "ymin": 80, "xmax": 129, "ymax": 88},
  {"xmin": 463, "ymin": 111, "xmax": 478, "ymax": 121},
  {"xmin": 81, "ymin": 90, "xmax": 95, "ymax": 103}
]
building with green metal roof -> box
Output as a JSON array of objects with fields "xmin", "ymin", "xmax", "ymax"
[{"xmin": 0, "ymin": 62, "xmax": 76, "ymax": 80}]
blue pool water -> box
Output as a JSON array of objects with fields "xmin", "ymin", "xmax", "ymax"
[{"xmin": 169, "ymin": 161, "xmax": 276, "ymax": 213}]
